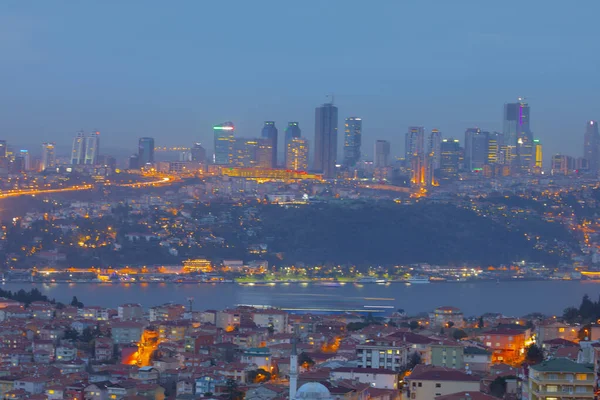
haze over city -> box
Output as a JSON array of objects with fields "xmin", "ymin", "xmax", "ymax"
[{"xmin": 1, "ymin": 1, "xmax": 600, "ymax": 162}]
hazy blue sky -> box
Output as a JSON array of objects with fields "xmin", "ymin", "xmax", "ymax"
[{"xmin": 1, "ymin": 1, "xmax": 599, "ymax": 162}]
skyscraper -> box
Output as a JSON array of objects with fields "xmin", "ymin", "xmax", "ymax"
[
  {"xmin": 343, "ymin": 117, "xmax": 362, "ymax": 167},
  {"xmin": 41, "ymin": 142, "xmax": 56, "ymax": 171},
  {"xmin": 534, "ymin": 139, "xmax": 543, "ymax": 171},
  {"xmin": 464, "ymin": 128, "xmax": 489, "ymax": 171},
  {"xmin": 314, "ymin": 102, "xmax": 338, "ymax": 179},
  {"xmin": 286, "ymin": 137, "xmax": 308, "ymax": 171},
  {"xmin": 428, "ymin": 129, "xmax": 442, "ymax": 170},
  {"xmin": 191, "ymin": 143, "xmax": 207, "ymax": 163},
  {"xmin": 503, "ymin": 99, "xmax": 532, "ymax": 172},
  {"xmin": 256, "ymin": 138, "xmax": 275, "ymax": 169},
  {"xmin": 374, "ymin": 140, "xmax": 390, "ymax": 168},
  {"xmin": 213, "ymin": 122, "xmax": 235, "ymax": 165},
  {"xmin": 84, "ymin": 131, "xmax": 100, "ymax": 165},
  {"xmin": 138, "ymin": 137, "xmax": 155, "ymax": 165},
  {"xmin": 71, "ymin": 131, "xmax": 86, "ymax": 164},
  {"xmin": 233, "ymin": 138, "xmax": 259, "ymax": 167},
  {"xmin": 261, "ymin": 121, "xmax": 278, "ymax": 168},
  {"xmin": 584, "ymin": 120, "xmax": 600, "ymax": 174},
  {"xmin": 284, "ymin": 122, "xmax": 301, "ymax": 167},
  {"xmin": 405, "ymin": 126, "xmax": 425, "ymax": 168},
  {"xmin": 440, "ymin": 138, "xmax": 460, "ymax": 179},
  {"xmin": 19, "ymin": 150, "xmax": 30, "ymax": 171}
]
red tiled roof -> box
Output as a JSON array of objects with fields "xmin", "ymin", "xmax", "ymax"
[
  {"xmin": 409, "ymin": 365, "xmax": 480, "ymax": 382},
  {"xmin": 435, "ymin": 391, "xmax": 496, "ymax": 400}
]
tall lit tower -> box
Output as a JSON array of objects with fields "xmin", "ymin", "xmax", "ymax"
[
  {"xmin": 374, "ymin": 140, "xmax": 390, "ymax": 168},
  {"xmin": 428, "ymin": 129, "xmax": 442, "ymax": 170},
  {"xmin": 213, "ymin": 122, "xmax": 235, "ymax": 165},
  {"xmin": 314, "ymin": 102, "xmax": 338, "ymax": 179},
  {"xmin": 284, "ymin": 122, "xmax": 301, "ymax": 167},
  {"xmin": 138, "ymin": 137, "xmax": 155, "ymax": 165},
  {"xmin": 286, "ymin": 137, "xmax": 308, "ymax": 171},
  {"xmin": 584, "ymin": 120, "xmax": 600, "ymax": 174},
  {"xmin": 84, "ymin": 131, "xmax": 100, "ymax": 165},
  {"xmin": 343, "ymin": 117, "xmax": 362, "ymax": 167},
  {"xmin": 41, "ymin": 142, "xmax": 56, "ymax": 171},
  {"xmin": 534, "ymin": 139, "xmax": 543, "ymax": 171},
  {"xmin": 289, "ymin": 337, "xmax": 298, "ymax": 400},
  {"xmin": 261, "ymin": 121, "xmax": 278, "ymax": 168},
  {"xmin": 71, "ymin": 131, "xmax": 86, "ymax": 164},
  {"xmin": 503, "ymin": 98, "xmax": 532, "ymax": 172}
]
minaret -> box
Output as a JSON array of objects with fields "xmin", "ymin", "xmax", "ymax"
[{"xmin": 289, "ymin": 336, "xmax": 298, "ymax": 400}]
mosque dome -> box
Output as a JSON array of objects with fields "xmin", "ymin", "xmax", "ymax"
[{"xmin": 295, "ymin": 382, "xmax": 332, "ymax": 399}]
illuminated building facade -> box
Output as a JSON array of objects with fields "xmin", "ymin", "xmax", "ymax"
[
  {"xmin": 551, "ymin": 154, "xmax": 573, "ymax": 175},
  {"xmin": 221, "ymin": 167, "xmax": 322, "ymax": 180},
  {"xmin": 503, "ymin": 99, "xmax": 533, "ymax": 172},
  {"xmin": 233, "ymin": 138, "xmax": 259, "ymax": 167},
  {"xmin": 183, "ymin": 259, "xmax": 212, "ymax": 273},
  {"xmin": 584, "ymin": 120, "xmax": 599, "ymax": 174},
  {"xmin": 534, "ymin": 139, "xmax": 543, "ymax": 171},
  {"xmin": 41, "ymin": 142, "xmax": 56, "ymax": 171},
  {"xmin": 314, "ymin": 102, "xmax": 338, "ymax": 179},
  {"xmin": 256, "ymin": 138, "xmax": 274, "ymax": 169},
  {"xmin": 374, "ymin": 140, "xmax": 390, "ymax": 168},
  {"xmin": 261, "ymin": 121, "xmax": 278, "ymax": 168},
  {"xmin": 71, "ymin": 131, "xmax": 86, "ymax": 164},
  {"xmin": 405, "ymin": 126, "xmax": 425, "ymax": 171},
  {"xmin": 284, "ymin": 122, "xmax": 301, "ymax": 167},
  {"xmin": 138, "ymin": 137, "xmax": 155, "ymax": 165},
  {"xmin": 343, "ymin": 117, "xmax": 362, "ymax": 167},
  {"xmin": 286, "ymin": 137, "xmax": 308, "ymax": 171},
  {"xmin": 84, "ymin": 131, "xmax": 100, "ymax": 165},
  {"xmin": 428, "ymin": 129, "xmax": 442, "ymax": 170},
  {"xmin": 486, "ymin": 132, "xmax": 502, "ymax": 165},
  {"xmin": 213, "ymin": 122, "xmax": 235, "ymax": 165},
  {"xmin": 440, "ymin": 138, "xmax": 460, "ymax": 179}
]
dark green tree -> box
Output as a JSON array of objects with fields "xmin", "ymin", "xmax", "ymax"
[
  {"xmin": 489, "ymin": 376, "xmax": 507, "ymax": 398},
  {"xmin": 452, "ymin": 329, "xmax": 468, "ymax": 340},
  {"xmin": 525, "ymin": 344, "xmax": 544, "ymax": 365},
  {"xmin": 563, "ymin": 307, "xmax": 579, "ymax": 323},
  {"xmin": 477, "ymin": 316, "xmax": 485, "ymax": 329},
  {"xmin": 407, "ymin": 352, "xmax": 422, "ymax": 369}
]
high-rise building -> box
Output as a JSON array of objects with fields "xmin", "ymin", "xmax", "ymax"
[
  {"xmin": 343, "ymin": 117, "xmax": 362, "ymax": 167},
  {"xmin": 41, "ymin": 142, "xmax": 56, "ymax": 171},
  {"xmin": 487, "ymin": 132, "xmax": 502, "ymax": 165},
  {"xmin": 374, "ymin": 140, "xmax": 391, "ymax": 168},
  {"xmin": 191, "ymin": 143, "xmax": 207, "ymax": 163},
  {"xmin": 285, "ymin": 137, "xmax": 308, "ymax": 171},
  {"xmin": 19, "ymin": 150, "xmax": 30, "ymax": 171},
  {"xmin": 440, "ymin": 138, "xmax": 460, "ymax": 179},
  {"xmin": 464, "ymin": 128, "xmax": 489, "ymax": 171},
  {"xmin": 129, "ymin": 154, "xmax": 140, "ymax": 170},
  {"xmin": 428, "ymin": 129, "xmax": 442, "ymax": 170},
  {"xmin": 71, "ymin": 131, "xmax": 86, "ymax": 164},
  {"xmin": 138, "ymin": 137, "xmax": 155, "ymax": 165},
  {"xmin": 261, "ymin": 121, "xmax": 278, "ymax": 168},
  {"xmin": 256, "ymin": 138, "xmax": 274, "ymax": 169},
  {"xmin": 84, "ymin": 131, "xmax": 100, "ymax": 165},
  {"xmin": 284, "ymin": 122, "xmax": 301, "ymax": 167},
  {"xmin": 0, "ymin": 140, "xmax": 6, "ymax": 159},
  {"xmin": 314, "ymin": 102, "xmax": 338, "ymax": 179},
  {"xmin": 534, "ymin": 139, "xmax": 543, "ymax": 171},
  {"xmin": 551, "ymin": 154, "xmax": 573, "ymax": 176},
  {"xmin": 405, "ymin": 126, "xmax": 425, "ymax": 168},
  {"xmin": 584, "ymin": 120, "xmax": 600, "ymax": 174},
  {"xmin": 214, "ymin": 122, "xmax": 235, "ymax": 165},
  {"xmin": 233, "ymin": 138, "xmax": 259, "ymax": 167},
  {"xmin": 503, "ymin": 99, "xmax": 532, "ymax": 172}
]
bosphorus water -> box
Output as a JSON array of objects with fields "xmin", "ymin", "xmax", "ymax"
[{"xmin": 4, "ymin": 280, "xmax": 599, "ymax": 316}]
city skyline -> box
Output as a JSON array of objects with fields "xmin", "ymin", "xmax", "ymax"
[{"xmin": 1, "ymin": 1, "xmax": 599, "ymax": 162}]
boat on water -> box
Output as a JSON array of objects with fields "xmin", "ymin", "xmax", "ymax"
[
  {"xmin": 357, "ymin": 277, "xmax": 378, "ymax": 283},
  {"xmin": 406, "ymin": 275, "xmax": 430, "ymax": 284}
]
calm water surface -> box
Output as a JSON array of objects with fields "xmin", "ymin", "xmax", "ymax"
[{"xmin": 3, "ymin": 281, "xmax": 599, "ymax": 316}]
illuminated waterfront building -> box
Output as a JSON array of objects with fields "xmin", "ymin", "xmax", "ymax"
[
  {"xmin": 183, "ymin": 259, "xmax": 212, "ymax": 273},
  {"xmin": 84, "ymin": 131, "xmax": 100, "ymax": 165},
  {"xmin": 213, "ymin": 122, "xmax": 235, "ymax": 165},
  {"xmin": 286, "ymin": 137, "xmax": 309, "ymax": 171},
  {"xmin": 374, "ymin": 140, "xmax": 390, "ymax": 168},
  {"xmin": 261, "ymin": 121, "xmax": 278, "ymax": 168},
  {"xmin": 343, "ymin": 117, "xmax": 362, "ymax": 167},
  {"xmin": 191, "ymin": 143, "xmax": 206, "ymax": 163},
  {"xmin": 233, "ymin": 138, "xmax": 259, "ymax": 167},
  {"xmin": 71, "ymin": 131, "xmax": 86, "ymax": 164},
  {"xmin": 428, "ymin": 129, "xmax": 442, "ymax": 170},
  {"xmin": 41, "ymin": 142, "xmax": 56, "ymax": 171},
  {"xmin": 138, "ymin": 137, "xmax": 155, "ymax": 165},
  {"xmin": 314, "ymin": 102, "xmax": 338, "ymax": 179},
  {"xmin": 256, "ymin": 138, "xmax": 274, "ymax": 169},
  {"xmin": 503, "ymin": 99, "xmax": 533, "ymax": 172},
  {"xmin": 584, "ymin": 120, "xmax": 600, "ymax": 174},
  {"xmin": 440, "ymin": 138, "xmax": 460, "ymax": 179},
  {"xmin": 284, "ymin": 122, "xmax": 301, "ymax": 167}
]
